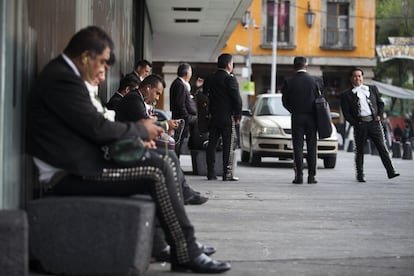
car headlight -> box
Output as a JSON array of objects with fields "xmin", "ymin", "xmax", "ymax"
[{"xmin": 253, "ymin": 126, "xmax": 281, "ymax": 136}]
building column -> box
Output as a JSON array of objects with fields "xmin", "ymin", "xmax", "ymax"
[
  {"xmin": 161, "ymin": 62, "xmax": 179, "ymax": 113},
  {"xmin": 307, "ymin": 66, "xmax": 323, "ymax": 77}
]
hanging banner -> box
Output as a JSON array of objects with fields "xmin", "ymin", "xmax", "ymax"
[
  {"xmin": 388, "ymin": 37, "xmax": 414, "ymax": 45},
  {"xmin": 375, "ymin": 45, "xmax": 414, "ymax": 62},
  {"xmin": 376, "ymin": 37, "xmax": 414, "ymax": 62}
]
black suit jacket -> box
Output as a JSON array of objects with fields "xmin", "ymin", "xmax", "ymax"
[
  {"xmin": 124, "ymin": 71, "xmax": 142, "ymax": 86},
  {"xmin": 203, "ymin": 69, "xmax": 242, "ymax": 128},
  {"xmin": 106, "ymin": 92, "xmax": 123, "ymax": 111},
  {"xmin": 341, "ymin": 85, "xmax": 384, "ymax": 127},
  {"xmin": 281, "ymin": 71, "xmax": 319, "ymax": 114},
  {"xmin": 26, "ymin": 56, "xmax": 149, "ymax": 176},
  {"xmin": 170, "ymin": 77, "xmax": 197, "ymax": 121},
  {"xmin": 170, "ymin": 78, "xmax": 197, "ymax": 139},
  {"xmin": 115, "ymin": 91, "xmax": 148, "ymax": 122}
]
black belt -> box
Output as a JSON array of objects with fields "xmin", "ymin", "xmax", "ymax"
[{"xmin": 360, "ymin": 115, "xmax": 373, "ymax": 122}]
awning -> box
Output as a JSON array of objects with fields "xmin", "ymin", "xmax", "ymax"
[{"xmin": 371, "ymin": 80, "xmax": 414, "ymax": 99}]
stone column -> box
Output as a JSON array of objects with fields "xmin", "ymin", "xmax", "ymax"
[{"xmin": 161, "ymin": 62, "xmax": 179, "ymax": 113}]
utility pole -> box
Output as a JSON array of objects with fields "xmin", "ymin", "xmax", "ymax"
[
  {"xmin": 270, "ymin": 0, "xmax": 278, "ymax": 93},
  {"xmin": 244, "ymin": 11, "xmax": 258, "ymax": 82}
]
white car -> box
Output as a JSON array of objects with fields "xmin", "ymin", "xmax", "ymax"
[{"xmin": 239, "ymin": 93, "xmax": 338, "ymax": 168}]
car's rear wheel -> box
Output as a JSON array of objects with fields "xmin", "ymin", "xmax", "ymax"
[
  {"xmin": 241, "ymin": 150, "xmax": 249, "ymax": 162},
  {"xmin": 323, "ymin": 155, "xmax": 337, "ymax": 168}
]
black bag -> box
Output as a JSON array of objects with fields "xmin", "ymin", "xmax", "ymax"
[
  {"xmin": 315, "ymin": 90, "xmax": 333, "ymax": 139},
  {"xmin": 102, "ymin": 136, "xmax": 149, "ymax": 167},
  {"xmin": 195, "ymin": 92, "xmax": 210, "ymax": 133}
]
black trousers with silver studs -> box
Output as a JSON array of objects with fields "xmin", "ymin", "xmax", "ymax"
[{"xmin": 50, "ymin": 149, "xmax": 201, "ymax": 264}]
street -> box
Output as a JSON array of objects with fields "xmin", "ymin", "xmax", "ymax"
[{"xmin": 146, "ymin": 149, "xmax": 414, "ymax": 275}]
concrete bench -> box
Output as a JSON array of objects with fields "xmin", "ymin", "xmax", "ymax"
[
  {"xmin": 27, "ymin": 196, "xmax": 155, "ymax": 276},
  {"xmin": 0, "ymin": 210, "xmax": 28, "ymax": 276}
]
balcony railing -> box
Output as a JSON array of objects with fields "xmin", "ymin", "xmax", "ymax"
[
  {"xmin": 261, "ymin": 26, "xmax": 295, "ymax": 49},
  {"xmin": 321, "ymin": 28, "xmax": 354, "ymax": 50}
]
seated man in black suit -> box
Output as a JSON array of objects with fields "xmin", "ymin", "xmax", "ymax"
[
  {"xmin": 26, "ymin": 25, "xmax": 230, "ymax": 274},
  {"xmin": 116, "ymin": 74, "xmax": 209, "ymax": 206},
  {"xmin": 116, "ymin": 74, "xmax": 211, "ymax": 262},
  {"xmin": 106, "ymin": 74, "xmax": 138, "ymax": 111}
]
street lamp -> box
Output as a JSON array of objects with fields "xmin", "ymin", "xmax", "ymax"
[{"xmin": 305, "ymin": 1, "xmax": 316, "ymax": 28}]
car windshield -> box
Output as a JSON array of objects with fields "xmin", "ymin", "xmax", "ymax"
[{"xmin": 256, "ymin": 97, "xmax": 290, "ymax": 116}]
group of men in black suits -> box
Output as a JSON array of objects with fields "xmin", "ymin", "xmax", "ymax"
[
  {"xmin": 167, "ymin": 55, "xmax": 243, "ymax": 182},
  {"xmin": 27, "ymin": 26, "xmax": 231, "ymax": 274}
]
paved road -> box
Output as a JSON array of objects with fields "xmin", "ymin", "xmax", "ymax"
[{"xmin": 146, "ymin": 149, "xmax": 414, "ymax": 275}]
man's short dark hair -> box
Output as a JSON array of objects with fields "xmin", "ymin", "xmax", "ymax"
[
  {"xmin": 140, "ymin": 74, "xmax": 165, "ymax": 89},
  {"xmin": 293, "ymin": 56, "xmax": 307, "ymax": 69},
  {"xmin": 63, "ymin": 26, "xmax": 114, "ymax": 63},
  {"xmin": 118, "ymin": 75, "xmax": 139, "ymax": 91},
  {"xmin": 134, "ymin": 59, "xmax": 152, "ymax": 69},
  {"xmin": 350, "ymin": 67, "xmax": 364, "ymax": 76},
  {"xmin": 177, "ymin": 63, "xmax": 191, "ymax": 77},
  {"xmin": 217, "ymin": 53, "xmax": 233, "ymax": 69}
]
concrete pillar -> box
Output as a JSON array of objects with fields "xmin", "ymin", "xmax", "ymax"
[
  {"xmin": 392, "ymin": 141, "xmax": 402, "ymax": 158},
  {"xmin": 162, "ymin": 62, "xmax": 180, "ymax": 113},
  {"xmin": 402, "ymin": 142, "xmax": 413, "ymax": 160}
]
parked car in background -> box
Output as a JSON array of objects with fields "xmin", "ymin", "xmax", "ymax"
[{"xmin": 239, "ymin": 94, "xmax": 338, "ymax": 168}]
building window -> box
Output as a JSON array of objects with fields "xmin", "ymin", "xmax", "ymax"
[
  {"xmin": 322, "ymin": 1, "xmax": 354, "ymax": 49},
  {"xmin": 262, "ymin": 0, "xmax": 295, "ymax": 49}
]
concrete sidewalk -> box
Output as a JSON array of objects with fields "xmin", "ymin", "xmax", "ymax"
[{"xmin": 146, "ymin": 150, "xmax": 414, "ymax": 275}]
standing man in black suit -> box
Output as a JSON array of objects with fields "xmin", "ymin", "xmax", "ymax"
[
  {"xmin": 170, "ymin": 63, "xmax": 197, "ymax": 158},
  {"xmin": 26, "ymin": 26, "xmax": 230, "ymax": 274},
  {"xmin": 341, "ymin": 67, "xmax": 400, "ymax": 182},
  {"xmin": 204, "ymin": 53, "xmax": 242, "ymax": 181},
  {"xmin": 282, "ymin": 56, "xmax": 318, "ymax": 184}
]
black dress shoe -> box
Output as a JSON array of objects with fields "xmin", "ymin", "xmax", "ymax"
[
  {"xmin": 171, "ymin": 253, "xmax": 231, "ymax": 273},
  {"xmin": 207, "ymin": 176, "xmax": 217, "ymax": 180},
  {"xmin": 223, "ymin": 176, "xmax": 239, "ymax": 181},
  {"xmin": 307, "ymin": 176, "xmax": 317, "ymax": 184},
  {"xmin": 185, "ymin": 194, "xmax": 209, "ymax": 205},
  {"xmin": 196, "ymin": 241, "xmax": 216, "ymax": 256},
  {"xmin": 153, "ymin": 243, "xmax": 216, "ymax": 263},
  {"xmin": 152, "ymin": 247, "xmax": 170, "ymax": 262},
  {"xmin": 357, "ymin": 175, "xmax": 366, "ymax": 182},
  {"xmin": 292, "ymin": 176, "xmax": 303, "ymax": 184},
  {"xmin": 387, "ymin": 172, "xmax": 400, "ymax": 179}
]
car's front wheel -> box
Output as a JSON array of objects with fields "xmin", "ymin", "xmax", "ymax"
[
  {"xmin": 323, "ymin": 155, "xmax": 337, "ymax": 168},
  {"xmin": 249, "ymin": 139, "xmax": 261, "ymax": 166},
  {"xmin": 241, "ymin": 150, "xmax": 249, "ymax": 163}
]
